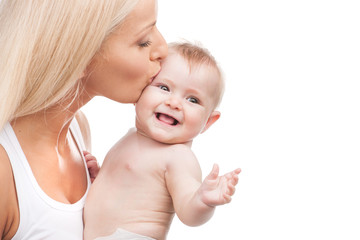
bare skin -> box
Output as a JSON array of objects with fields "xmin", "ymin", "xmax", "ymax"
[
  {"xmin": 0, "ymin": 144, "xmax": 19, "ymax": 240},
  {"xmin": 0, "ymin": 0, "xmax": 167, "ymax": 237},
  {"xmin": 84, "ymin": 129, "xmax": 240, "ymax": 240},
  {"xmin": 84, "ymin": 49, "xmax": 240, "ymax": 240},
  {"xmin": 0, "ymin": 109, "xmax": 91, "ymax": 240}
]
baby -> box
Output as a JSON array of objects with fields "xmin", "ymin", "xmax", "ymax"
[{"xmin": 84, "ymin": 42, "xmax": 241, "ymax": 240}]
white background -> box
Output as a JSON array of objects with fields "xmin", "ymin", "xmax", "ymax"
[{"xmin": 82, "ymin": 0, "xmax": 360, "ymax": 239}]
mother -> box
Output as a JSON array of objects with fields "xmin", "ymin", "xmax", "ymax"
[{"xmin": 0, "ymin": 0, "xmax": 167, "ymax": 239}]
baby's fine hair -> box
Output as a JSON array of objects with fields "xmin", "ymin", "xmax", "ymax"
[
  {"xmin": 0, "ymin": 0, "xmax": 139, "ymax": 130},
  {"xmin": 168, "ymin": 41, "xmax": 225, "ymax": 109}
]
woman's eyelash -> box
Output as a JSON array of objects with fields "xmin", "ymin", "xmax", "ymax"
[{"xmin": 139, "ymin": 40, "xmax": 152, "ymax": 48}]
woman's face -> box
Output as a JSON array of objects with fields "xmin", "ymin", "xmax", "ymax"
[{"xmin": 83, "ymin": 0, "xmax": 168, "ymax": 103}]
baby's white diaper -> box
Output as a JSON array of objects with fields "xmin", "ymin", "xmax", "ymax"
[{"xmin": 95, "ymin": 228, "xmax": 156, "ymax": 240}]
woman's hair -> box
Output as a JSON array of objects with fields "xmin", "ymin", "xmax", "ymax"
[
  {"xmin": 0, "ymin": 0, "xmax": 139, "ymax": 130},
  {"xmin": 168, "ymin": 41, "xmax": 225, "ymax": 109}
]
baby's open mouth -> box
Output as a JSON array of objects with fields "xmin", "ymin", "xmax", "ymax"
[{"xmin": 156, "ymin": 113, "xmax": 179, "ymax": 126}]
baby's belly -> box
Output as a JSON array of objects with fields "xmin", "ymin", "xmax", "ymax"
[
  {"xmin": 85, "ymin": 160, "xmax": 173, "ymax": 239},
  {"xmin": 85, "ymin": 185, "xmax": 174, "ymax": 240},
  {"xmin": 88, "ymin": 206, "xmax": 174, "ymax": 240}
]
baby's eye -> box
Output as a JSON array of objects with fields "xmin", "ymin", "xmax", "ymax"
[
  {"xmin": 159, "ymin": 85, "xmax": 169, "ymax": 91},
  {"xmin": 187, "ymin": 97, "xmax": 199, "ymax": 104}
]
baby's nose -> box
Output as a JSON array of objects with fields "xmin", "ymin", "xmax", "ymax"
[{"xmin": 165, "ymin": 95, "xmax": 182, "ymax": 110}]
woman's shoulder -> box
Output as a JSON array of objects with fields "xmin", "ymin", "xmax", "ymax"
[
  {"xmin": 0, "ymin": 145, "xmax": 20, "ymax": 239},
  {"xmin": 0, "ymin": 145, "xmax": 14, "ymax": 199}
]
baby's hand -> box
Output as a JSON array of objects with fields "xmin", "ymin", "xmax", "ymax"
[
  {"xmin": 83, "ymin": 151, "xmax": 100, "ymax": 183},
  {"xmin": 199, "ymin": 164, "xmax": 241, "ymax": 207}
]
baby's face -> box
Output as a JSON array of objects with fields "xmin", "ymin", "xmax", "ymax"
[{"xmin": 135, "ymin": 52, "xmax": 220, "ymax": 144}]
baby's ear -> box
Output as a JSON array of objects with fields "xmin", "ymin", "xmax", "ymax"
[{"xmin": 201, "ymin": 111, "xmax": 221, "ymax": 134}]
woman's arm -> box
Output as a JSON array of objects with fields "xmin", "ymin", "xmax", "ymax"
[{"xmin": 0, "ymin": 146, "xmax": 19, "ymax": 240}]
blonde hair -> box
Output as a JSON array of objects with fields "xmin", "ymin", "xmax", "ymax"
[
  {"xmin": 0, "ymin": 0, "xmax": 139, "ymax": 130},
  {"xmin": 168, "ymin": 41, "xmax": 225, "ymax": 109}
]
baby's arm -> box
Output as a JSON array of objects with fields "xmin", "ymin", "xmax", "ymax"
[{"xmin": 165, "ymin": 146, "xmax": 240, "ymax": 226}]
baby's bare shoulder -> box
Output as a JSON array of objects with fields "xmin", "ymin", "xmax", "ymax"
[
  {"xmin": 155, "ymin": 143, "xmax": 193, "ymax": 158},
  {"xmin": 160, "ymin": 144, "xmax": 198, "ymax": 169},
  {"xmin": 166, "ymin": 143, "xmax": 193, "ymax": 154}
]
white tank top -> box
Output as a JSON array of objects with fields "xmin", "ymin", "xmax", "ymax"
[{"xmin": 0, "ymin": 119, "xmax": 91, "ymax": 240}]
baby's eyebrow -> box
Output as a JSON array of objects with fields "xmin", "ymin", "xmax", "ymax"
[
  {"xmin": 157, "ymin": 78, "xmax": 174, "ymax": 86},
  {"xmin": 187, "ymin": 88, "xmax": 204, "ymax": 98}
]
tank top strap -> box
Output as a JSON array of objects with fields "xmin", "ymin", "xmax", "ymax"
[
  {"xmin": 0, "ymin": 122, "xmax": 34, "ymax": 207},
  {"xmin": 69, "ymin": 117, "xmax": 91, "ymax": 184},
  {"xmin": 70, "ymin": 117, "xmax": 86, "ymax": 152},
  {"xmin": 0, "ymin": 122, "xmax": 47, "ymax": 239},
  {"xmin": 0, "ymin": 120, "xmax": 90, "ymax": 239}
]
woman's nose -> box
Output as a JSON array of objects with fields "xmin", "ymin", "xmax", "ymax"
[
  {"xmin": 150, "ymin": 27, "xmax": 168, "ymax": 61},
  {"xmin": 165, "ymin": 95, "xmax": 182, "ymax": 110}
]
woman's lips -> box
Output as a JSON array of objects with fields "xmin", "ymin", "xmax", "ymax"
[{"xmin": 150, "ymin": 68, "xmax": 161, "ymax": 83}]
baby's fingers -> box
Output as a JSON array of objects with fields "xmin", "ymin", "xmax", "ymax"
[
  {"xmin": 230, "ymin": 173, "xmax": 240, "ymax": 186},
  {"xmin": 225, "ymin": 168, "xmax": 241, "ymax": 177},
  {"xmin": 83, "ymin": 150, "xmax": 90, "ymax": 156},
  {"xmin": 83, "ymin": 151, "xmax": 96, "ymax": 162},
  {"xmin": 227, "ymin": 182, "xmax": 236, "ymax": 196},
  {"xmin": 222, "ymin": 193, "xmax": 232, "ymax": 204},
  {"xmin": 234, "ymin": 168, "xmax": 241, "ymax": 175},
  {"xmin": 206, "ymin": 164, "xmax": 220, "ymax": 180},
  {"xmin": 86, "ymin": 159, "xmax": 98, "ymax": 168}
]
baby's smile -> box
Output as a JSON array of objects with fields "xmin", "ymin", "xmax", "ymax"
[{"xmin": 156, "ymin": 112, "xmax": 179, "ymax": 126}]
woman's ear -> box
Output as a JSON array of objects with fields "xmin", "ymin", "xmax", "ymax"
[
  {"xmin": 80, "ymin": 71, "xmax": 85, "ymax": 79},
  {"xmin": 201, "ymin": 111, "xmax": 221, "ymax": 134}
]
